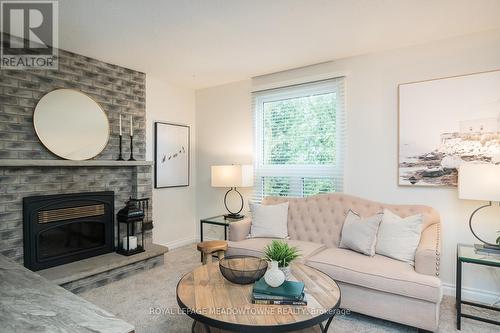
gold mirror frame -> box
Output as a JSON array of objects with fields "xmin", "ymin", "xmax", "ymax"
[{"xmin": 33, "ymin": 89, "xmax": 110, "ymax": 160}]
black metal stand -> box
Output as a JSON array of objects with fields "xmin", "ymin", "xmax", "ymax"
[
  {"xmin": 199, "ymin": 215, "xmax": 236, "ymax": 262},
  {"xmin": 117, "ymin": 135, "xmax": 124, "ymax": 161},
  {"xmin": 456, "ymin": 245, "xmax": 500, "ymax": 330},
  {"xmin": 128, "ymin": 135, "xmax": 136, "ymax": 161},
  {"xmin": 223, "ymin": 187, "xmax": 244, "ymax": 219},
  {"xmin": 318, "ymin": 315, "xmax": 335, "ymax": 333},
  {"xmin": 190, "ymin": 313, "xmax": 336, "ymax": 333},
  {"xmin": 192, "ymin": 321, "xmax": 211, "ymax": 333}
]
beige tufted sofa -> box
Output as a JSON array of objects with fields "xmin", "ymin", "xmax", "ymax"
[{"xmin": 227, "ymin": 193, "xmax": 442, "ymax": 332}]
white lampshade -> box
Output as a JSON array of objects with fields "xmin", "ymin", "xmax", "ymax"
[
  {"xmin": 458, "ymin": 163, "xmax": 500, "ymax": 202},
  {"xmin": 211, "ymin": 165, "xmax": 253, "ymax": 188}
]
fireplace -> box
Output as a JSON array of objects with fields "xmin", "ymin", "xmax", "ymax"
[{"xmin": 23, "ymin": 191, "xmax": 115, "ymax": 271}]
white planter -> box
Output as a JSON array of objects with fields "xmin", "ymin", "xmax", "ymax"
[{"xmin": 264, "ymin": 260, "xmax": 285, "ymax": 287}]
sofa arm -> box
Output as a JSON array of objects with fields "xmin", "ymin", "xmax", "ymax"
[
  {"xmin": 415, "ymin": 223, "xmax": 441, "ymax": 277},
  {"xmin": 229, "ymin": 217, "xmax": 252, "ymax": 241}
]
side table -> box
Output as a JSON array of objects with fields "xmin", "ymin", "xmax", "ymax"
[
  {"xmin": 199, "ymin": 215, "xmax": 243, "ymax": 261},
  {"xmin": 456, "ymin": 243, "xmax": 500, "ymax": 330}
]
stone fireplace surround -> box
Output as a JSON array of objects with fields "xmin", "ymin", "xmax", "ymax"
[{"xmin": 0, "ymin": 40, "xmax": 167, "ymax": 292}]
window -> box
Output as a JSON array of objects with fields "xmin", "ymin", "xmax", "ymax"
[{"xmin": 253, "ymin": 78, "xmax": 345, "ymax": 200}]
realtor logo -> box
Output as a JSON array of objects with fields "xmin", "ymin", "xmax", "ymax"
[{"xmin": 1, "ymin": 0, "xmax": 58, "ymax": 69}]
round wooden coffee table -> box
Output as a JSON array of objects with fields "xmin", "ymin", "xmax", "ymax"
[{"xmin": 176, "ymin": 259, "xmax": 341, "ymax": 333}]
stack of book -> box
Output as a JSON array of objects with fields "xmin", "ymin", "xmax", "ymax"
[{"xmin": 251, "ymin": 278, "xmax": 307, "ymax": 305}]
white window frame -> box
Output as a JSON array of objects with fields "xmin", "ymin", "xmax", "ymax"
[{"xmin": 252, "ymin": 78, "xmax": 346, "ymax": 201}]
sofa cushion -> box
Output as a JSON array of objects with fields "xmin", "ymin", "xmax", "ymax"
[
  {"xmin": 306, "ymin": 247, "xmax": 442, "ymax": 303},
  {"xmin": 287, "ymin": 240, "xmax": 327, "ymax": 260},
  {"xmin": 227, "ymin": 238, "xmax": 326, "ymax": 261}
]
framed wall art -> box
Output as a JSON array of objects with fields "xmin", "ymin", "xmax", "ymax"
[
  {"xmin": 155, "ymin": 122, "xmax": 190, "ymax": 188},
  {"xmin": 399, "ymin": 69, "xmax": 500, "ymax": 187}
]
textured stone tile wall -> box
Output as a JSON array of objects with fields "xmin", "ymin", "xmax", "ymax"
[
  {"xmin": 0, "ymin": 49, "xmax": 146, "ymax": 160},
  {"xmin": 0, "ymin": 45, "xmax": 153, "ymax": 264}
]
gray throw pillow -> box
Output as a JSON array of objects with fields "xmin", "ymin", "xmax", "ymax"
[{"xmin": 339, "ymin": 210, "xmax": 383, "ymax": 256}]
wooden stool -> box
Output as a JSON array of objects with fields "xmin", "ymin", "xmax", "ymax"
[{"xmin": 197, "ymin": 240, "xmax": 228, "ymax": 265}]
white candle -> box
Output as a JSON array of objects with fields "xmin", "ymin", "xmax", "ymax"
[
  {"xmin": 130, "ymin": 115, "xmax": 133, "ymax": 136},
  {"xmin": 119, "ymin": 114, "xmax": 122, "ymax": 136},
  {"xmin": 122, "ymin": 236, "xmax": 137, "ymax": 251}
]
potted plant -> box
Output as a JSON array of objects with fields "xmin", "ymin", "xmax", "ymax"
[{"xmin": 264, "ymin": 240, "xmax": 300, "ymax": 280}]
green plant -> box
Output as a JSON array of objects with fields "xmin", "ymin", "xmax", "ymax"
[
  {"xmin": 263, "ymin": 240, "xmax": 300, "ymax": 268},
  {"xmin": 496, "ymin": 231, "xmax": 500, "ymax": 246}
]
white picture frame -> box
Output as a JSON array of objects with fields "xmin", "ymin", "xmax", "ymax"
[
  {"xmin": 154, "ymin": 122, "xmax": 190, "ymax": 188},
  {"xmin": 398, "ymin": 70, "xmax": 500, "ymax": 187}
]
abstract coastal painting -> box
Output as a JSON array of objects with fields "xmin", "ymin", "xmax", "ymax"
[
  {"xmin": 399, "ymin": 70, "xmax": 500, "ymax": 187},
  {"xmin": 155, "ymin": 122, "xmax": 190, "ymax": 188}
]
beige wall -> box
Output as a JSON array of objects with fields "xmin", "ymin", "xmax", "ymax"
[
  {"xmin": 195, "ymin": 30, "xmax": 500, "ymax": 301},
  {"xmin": 146, "ymin": 76, "xmax": 197, "ymax": 248}
]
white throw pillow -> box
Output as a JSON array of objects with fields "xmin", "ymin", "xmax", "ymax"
[
  {"xmin": 249, "ymin": 202, "xmax": 289, "ymax": 238},
  {"xmin": 375, "ymin": 209, "xmax": 424, "ymax": 265},
  {"xmin": 339, "ymin": 210, "xmax": 382, "ymax": 256}
]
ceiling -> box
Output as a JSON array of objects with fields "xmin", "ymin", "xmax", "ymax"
[{"xmin": 57, "ymin": 0, "xmax": 500, "ymax": 89}]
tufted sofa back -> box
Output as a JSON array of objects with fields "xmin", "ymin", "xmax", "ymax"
[{"xmin": 262, "ymin": 193, "xmax": 440, "ymax": 248}]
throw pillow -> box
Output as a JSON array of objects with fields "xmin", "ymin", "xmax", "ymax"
[
  {"xmin": 249, "ymin": 202, "xmax": 289, "ymax": 238},
  {"xmin": 375, "ymin": 209, "xmax": 424, "ymax": 265},
  {"xmin": 339, "ymin": 210, "xmax": 382, "ymax": 256}
]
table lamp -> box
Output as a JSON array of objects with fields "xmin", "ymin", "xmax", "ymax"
[
  {"xmin": 458, "ymin": 163, "xmax": 500, "ymax": 253},
  {"xmin": 211, "ymin": 165, "xmax": 253, "ymax": 219}
]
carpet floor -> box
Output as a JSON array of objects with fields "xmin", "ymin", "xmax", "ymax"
[{"xmin": 80, "ymin": 245, "xmax": 499, "ymax": 333}]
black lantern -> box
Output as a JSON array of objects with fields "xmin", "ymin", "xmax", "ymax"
[{"xmin": 116, "ymin": 199, "xmax": 145, "ymax": 256}]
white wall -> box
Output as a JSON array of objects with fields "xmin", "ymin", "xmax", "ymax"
[
  {"xmin": 146, "ymin": 76, "xmax": 197, "ymax": 249},
  {"xmin": 195, "ymin": 30, "xmax": 500, "ymax": 301},
  {"xmin": 195, "ymin": 80, "xmax": 253, "ymax": 239}
]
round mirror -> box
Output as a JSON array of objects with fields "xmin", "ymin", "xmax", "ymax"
[{"xmin": 34, "ymin": 89, "xmax": 110, "ymax": 160}]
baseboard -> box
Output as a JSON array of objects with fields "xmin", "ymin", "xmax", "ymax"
[
  {"xmin": 163, "ymin": 237, "xmax": 197, "ymax": 250},
  {"xmin": 443, "ymin": 282, "xmax": 500, "ymax": 305}
]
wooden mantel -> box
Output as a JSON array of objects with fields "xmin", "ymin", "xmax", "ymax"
[{"xmin": 0, "ymin": 159, "xmax": 153, "ymax": 167}]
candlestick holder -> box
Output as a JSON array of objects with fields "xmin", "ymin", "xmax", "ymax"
[
  {"xmin": 128, "ymin": 135, "xmax": 136, "ymax": 161},
  {"xmin": 117, "ymin": 135, "xmax": 124, "ymax": 161}
]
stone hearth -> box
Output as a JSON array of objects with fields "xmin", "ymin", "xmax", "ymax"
[{"xmin": 38, "ymin": 243, "xmax": 168, "ymax": 293}]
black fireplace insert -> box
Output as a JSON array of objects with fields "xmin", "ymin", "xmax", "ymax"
[{"xmin": 23, "ymin": 191, "xmax": 114, "ymax": 271}]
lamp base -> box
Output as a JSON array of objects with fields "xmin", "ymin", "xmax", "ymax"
[
  {"xmin": 223, "ymin": 187, "xmax": 244, "ymax": 220},
  {"xmin": 468, "ymin": 202, "xmax": 500, "ymax": 255},
  {"xmin": 474, "ymin": 243, "xmax": 500, "ymax": 254},
  {"xmin": 224, "ymin": 213, "xmax": 244, "ymax": 220}
]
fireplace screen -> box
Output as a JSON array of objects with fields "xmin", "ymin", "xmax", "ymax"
[
  {"xmin": 23, "ymin": 191, "xmax": 114, "ymax": 271},
  {"xmin": 38, "ymin": 222, "xmax": 106, "ymax": 260}
]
